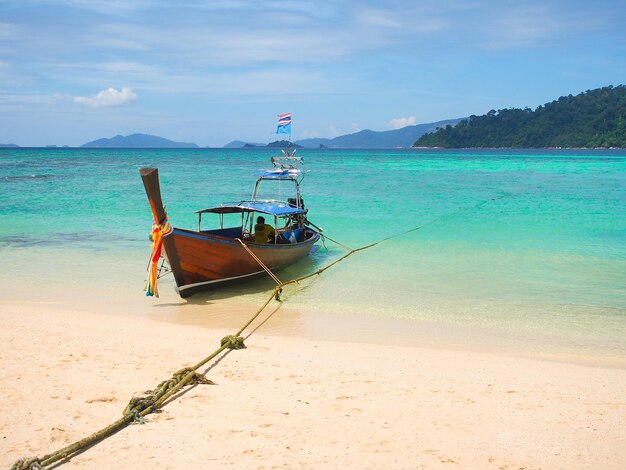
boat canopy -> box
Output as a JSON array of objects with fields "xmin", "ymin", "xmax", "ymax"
[
  {"xmin": 196, "ymin": 200, "xmax": 306, "ymax": 217},
  {"xmin": 255, "ymin": 168, "xmax": 304, "ymax": 180}
]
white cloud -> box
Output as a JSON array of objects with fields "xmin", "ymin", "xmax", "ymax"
[
  {"xmin": 74, "ymin": 87, "xmax": 138, "ymax": 108},
  {"xmin": 40, "ymin": 0, "xmax": 153, "ymax": 14},
  {"xmin": 484, "ymin": 6, "xmax": 555, "ymax": 49},
  {"xmin": 0, "ymin": 22, "xmax": 17, "ymax": 38},
  {"xmin": 0, "ymin": 61, "xmax": 31, "ymax": 88},
  {"xmin": 83, "ymin": 13, "xmax": 379, "ymax": 68},
  {"xmin": 356, "ymin": 9, "xmax": 402, "ymax": 28},
  {"xmin": 99, "ymin": 61, "xmax": 155, "ymax": 74},
  {"xmin": 387, "ymin": 116, "xmax": 417, "ymax": 129}
]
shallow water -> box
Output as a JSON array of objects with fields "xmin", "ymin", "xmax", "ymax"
[{"xmin": 1, "ymin": 148, "xmax": 625, "ymax": 361}]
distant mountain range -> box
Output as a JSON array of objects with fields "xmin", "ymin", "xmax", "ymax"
[
  {"xmin": 2, "ymin": 120, "xmax": 462, "ymax": 149},
  {"xmin": 299, "ymin": 119, "xmax": 463, "ymax": 148},
  {"xmin": 81, "ymin": 133, "xmax": 199, "ymax": 148},
  {"xmin": 224, "ymin": 118, "xmax": 463, "ymax": 149},
  {"xmin": 5, "ymin": 86, "xmax": 624, "ymax": 150},
  {"xmin": 0, "ymin": 118, "xmax": 469, "ymax": 150}
]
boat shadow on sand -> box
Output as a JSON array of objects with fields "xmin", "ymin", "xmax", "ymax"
[{"xmin": 144, "ymin": 245, "xmax": 345, "ymax": 333}]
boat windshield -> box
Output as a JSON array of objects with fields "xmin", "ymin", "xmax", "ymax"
[{"xmin": 252, "ymin": 175, "xmax": 301, "ymax": 206}]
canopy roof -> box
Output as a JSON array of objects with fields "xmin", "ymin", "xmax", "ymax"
[
  {"xmin": 196, "ymin": 200, "xmax": 305, "ymax": 217},
  {"xmin": 255, "ymin": 168, "xmax": 304, "ymax": 180}
]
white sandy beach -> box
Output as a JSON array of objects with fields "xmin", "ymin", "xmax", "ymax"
[{"xmin": 1, "ymin": 298, "xmax": 625, "ymax": 470}]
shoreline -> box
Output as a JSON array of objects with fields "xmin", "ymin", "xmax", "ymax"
[
  {"xmin": 3, "ymin": 238, "xmax": 624, "ymax": 371},
  {"xmin": 5, "ymin": 276, "xmax": 625, "ymax": 369},
  {"xmin": 2, "ymin": 299, "xmax": 625, "ymax": 469},
  {"xmin": 3, "ymin": 269, "xmax": 625, "ymax": 369},
  {"xmin": 149, "ymin": 302, "xmax": 626, "ymax": 369}
]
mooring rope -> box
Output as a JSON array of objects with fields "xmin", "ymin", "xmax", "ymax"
[
  {"xmin": 10, "ymin": 193, "xmax": 508, "ymax": 470},
  {"xmin": 318, "ymin": 232, "xmax": 353, "ymax": 252},
  {"xmin": 9, "ymin": 289, "xmax": 282, "ymax": 470},
  {"xmin": 315, "ymin": 192, "xmax": 510, "ymax": 254},
  {"xmin": 235, "ymin": 238, "xmax": 282, "ymax": 286}
]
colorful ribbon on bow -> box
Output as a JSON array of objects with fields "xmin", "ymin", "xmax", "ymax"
[{"xmin": 145, "ymin": 216, "xmax": 173, "ymax": 297}]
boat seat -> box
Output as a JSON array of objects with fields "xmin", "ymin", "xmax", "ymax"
[{"xmin": 282, "ymin": 228, "xmax": 303, "ymax": 243}]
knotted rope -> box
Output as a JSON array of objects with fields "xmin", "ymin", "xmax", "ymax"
[
  {"xmin": 145, "ymin": 216, "xmax": 173, "ymax": 297},
  {"xmin": 10, "ymin": 459, "xmax": 42, "ymax": 470},
  {"xmin": 221, "ymin": 335, "xmax": 246, "ymax": 350},
  {"xmin": 123, "ymin": 367, "xmax": 215, "ymax": 418}
]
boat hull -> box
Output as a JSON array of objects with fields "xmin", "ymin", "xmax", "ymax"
[{"xmin": 164, "ymin": 228, "xmax": 320, "ymax": 297}]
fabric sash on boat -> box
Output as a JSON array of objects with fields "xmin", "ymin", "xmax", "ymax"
[{"xmin": 146, "ymin": 216, "xmax": 173, "ymax": 297}]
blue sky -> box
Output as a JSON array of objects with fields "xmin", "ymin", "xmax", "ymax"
[{"xmin": 1, "ymin": 0, "xmax": 625, "ymax": 147}]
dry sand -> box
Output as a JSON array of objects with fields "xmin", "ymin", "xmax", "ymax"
[{"xmin": 1, "ymin": 298, "xmax": 625, "ymax": 469}]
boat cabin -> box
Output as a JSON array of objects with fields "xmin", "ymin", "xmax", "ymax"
[{"xmin": 194, "ymin": 154, "xmax": 312, "ymax": 244}]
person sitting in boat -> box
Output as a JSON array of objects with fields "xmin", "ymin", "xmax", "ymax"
[{"xmin": 254, "ymin": 216, "xmax": 276, "ymax": 243}]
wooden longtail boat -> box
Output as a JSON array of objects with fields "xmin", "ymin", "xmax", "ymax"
[{"xmin": 139, "ymin": 152, "xmax": 320, "ymax": 298}]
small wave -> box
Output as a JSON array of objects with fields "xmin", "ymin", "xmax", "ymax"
[
  {"xmin": 0, "ymin": 231, "xmax": 138, "ymax": 248},
  {"xmin": 2, "ymin": 174, "xmax": 57, "ymax": 182}
]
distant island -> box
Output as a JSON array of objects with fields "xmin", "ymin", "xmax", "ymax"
[
  {"xmin": 0, "ymin": 143, "xmax": 19, "ymax": 148},
  {"xmin": 81, "ymin": 133, "xmax": 199, "ymax": 149},
  {"xmin": 414, "ymin": 85, "xmax": 626, "ymax": 148},
  {"xmin": 223, "ymin": 140, "xmax": 267, "ymax": 149},
  {"xmin": 230, "ymin": 140, "xmax": 304, "ymax": 149},
  {"xmin": 266, "ymin": 140, "xmax": 303, "ymax": 148}
]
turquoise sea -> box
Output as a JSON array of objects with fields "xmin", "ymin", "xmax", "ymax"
[{"xmin": 1, "ymin": 148, "xmax": 625, "ymax": 364}]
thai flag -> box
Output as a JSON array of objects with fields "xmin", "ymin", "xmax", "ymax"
[
  {"xmin": 278, "ymin": 113, "xmax": 292, "ymax": 125},
  {"xmin": 277, "ymin": 113, "xmax": 292, "ymax": 134}
]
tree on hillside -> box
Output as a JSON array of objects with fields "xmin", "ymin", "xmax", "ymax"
[{"xmin": 414, "ymin": 85, "xmax": 626, "ymax": 148}]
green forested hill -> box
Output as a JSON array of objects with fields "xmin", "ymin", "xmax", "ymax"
[{"xmin": 414, "ymin": 85, "xmax": 626, "ymax": 148}]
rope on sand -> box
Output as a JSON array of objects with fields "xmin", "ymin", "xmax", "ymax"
[{"xmin": 10, "ymin": 193, "xmax": 507, "ymax": 470}]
